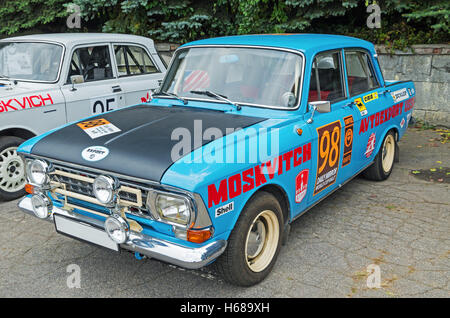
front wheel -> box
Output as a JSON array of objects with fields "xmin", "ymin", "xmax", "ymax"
[
  {"xmin": 362, "ymin": 131, "xmax": 396, "ymax": 181},
  {"xmin": 0, "ymin": 136, "xmax": 27, "ymax": 201},
  {"xmin": 215, "ymin": 191, "xmax": 283, "ymax": 286}
]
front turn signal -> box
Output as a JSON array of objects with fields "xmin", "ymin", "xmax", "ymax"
[
  {"xmin": 25, "ymin": 184, "xmax": 34, "ymax": 194},
  {"xmin": 187, "ymin": 228, "xmax": 212, "ymax": 243}
]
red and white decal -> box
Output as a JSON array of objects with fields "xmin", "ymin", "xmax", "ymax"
[
  {"xmin": 141, "ymin": 91, "xmax": 153, "ymax": 103},
  {"xmin": 295, "ymin": 169, "xmax": 309, "ymax": 204},
  {"xmin": 365, "ymin": 133, "xmax": 376, "ymax": 158},
  {"xmin": 183, "ymin": 70, "xmax": 210, "ymax": 92},
  {"xmin": 0, "ymin": 94, "xmax": 53, "ymax": 113}
]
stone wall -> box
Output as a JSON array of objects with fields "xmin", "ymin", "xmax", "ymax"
[
  {"xmin": 376, "ymin": 45, "xmax": 450, "ymax": 127},
  {"xmin": 155, "ymin": 42, "xmax": 449, "ymax": 127}
]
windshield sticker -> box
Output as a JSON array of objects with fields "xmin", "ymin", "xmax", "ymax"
[
  {"xmin": 313, "ymin": 120, "xmax": 341, "ymax": 196},
  {"xmin": 0, "ymin": 94, "xmax": 54, "ymax": 113},
  {"xmin": 5, "ymin": 52, "xmax": 32, "ymax": 75},
  {"xmin": 77, "ymin": 118, "xmax": 121, "ymax": 139}
]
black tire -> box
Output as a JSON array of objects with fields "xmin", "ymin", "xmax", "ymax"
[
  {"xmin": 0, "ymin": 136, "xmax": 27, "ymax": 201},
  {"xmin": 362, "ymin": 131, "xmax": 397, "ymax": 181},
  {"xmin": 215, "ymin": 191, "xmax": 284, "ymax": 286}
]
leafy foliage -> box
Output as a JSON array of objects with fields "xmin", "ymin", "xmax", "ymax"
[
  {"xmin": 1, "ymin": 0, "xmax": 449, "ymax": 47},
  {"xmin": 0, "ymin": 0, "xmax": 69, "ymax": 35}
]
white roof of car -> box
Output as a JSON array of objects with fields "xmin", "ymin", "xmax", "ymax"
[{"xmin": 0, "ymin": 33, "xmax": 154, "ymax": 47}]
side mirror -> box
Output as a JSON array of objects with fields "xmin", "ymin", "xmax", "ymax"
[
  {"xmin": 70, "ymin": 75, "xmax": 84, "ymax": 91},
  {"xmin": 307, "ymin": 101, "xmax": 331, "ymax": 124}
]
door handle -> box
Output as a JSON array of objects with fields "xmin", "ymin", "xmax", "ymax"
[
  {"xmin": 112, "ymin": 85, "xmax": 122, "ymax": 93},
  {"xmin": 382, "ymin": 89, "xmax": 391, "ymax": 95},
  {"xmin": 344, "ymin": 101, "xmax": 355, "ymax": 108}
]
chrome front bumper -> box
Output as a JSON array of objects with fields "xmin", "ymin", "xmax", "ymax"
[{"xmin": 17, "ymin": 196, "xmax": 227, "ymax": 270}]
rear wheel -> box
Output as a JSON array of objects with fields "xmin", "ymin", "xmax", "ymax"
[
  {"xmin": 215, "ymin": 191, "xmax": 283, "ymax": 286},
  {"xmin": 0, "ymin": 136, "xmax": 27, "ymax": 201},
  {"xmin": 363, "ymin": 131, "xmax": 396, "ymax": 181}
]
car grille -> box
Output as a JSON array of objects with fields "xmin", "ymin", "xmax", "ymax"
[{"xmin": 49, "ymin": 165, "xmax": 150, "ymax": 217}]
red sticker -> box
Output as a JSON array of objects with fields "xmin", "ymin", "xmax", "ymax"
[
  {"xmin": 295, "ymin": 169, "xmax": 309, "ymax": 203},
  {"xmin": 365, "ymin": 133, "xmax": 376, "ymax": 158}
]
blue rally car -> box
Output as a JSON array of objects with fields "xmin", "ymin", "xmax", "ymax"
[{"xmin": 17, "ymin": 34, "xmax": 415, "ymax": 286}]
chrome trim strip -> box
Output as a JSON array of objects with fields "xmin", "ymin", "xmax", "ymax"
[
  {"xmin": 18, "ymin": 196, "xmax": 227, "ymax": 269},
  {"xmin": 158, "ymin": 44, "xmax": 306, "ymax": 111}
]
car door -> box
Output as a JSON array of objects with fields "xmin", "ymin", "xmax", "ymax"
[
  {"xmin": 112, "ymin": 43, "xmax": 165, "ymax": 105},
  {"xmin": 304, "ymin": 50, "xmax": 354, "ymax": 205},
  {"xmin": 343, "ymin": 49, "xmax": 388, "ymax": 174},
  {"xmin": 60, "ymin": 43, "xmax": 125, "ymax": 122}
]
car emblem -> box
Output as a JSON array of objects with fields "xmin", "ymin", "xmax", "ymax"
[{"xmin": 81, "ymin": 146, "xmax": 109, "ymax": 162}]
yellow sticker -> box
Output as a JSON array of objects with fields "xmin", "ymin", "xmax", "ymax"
[
  {"xmin": 77, "ymin": 118, "xmax": 111, "ymax": 130},
  {"xmin": 354, "ymin": 98, "xmax": 368, "ymax": 116},
  {"xmin": 363, "ymin": 92, "xmax": 378, "ymax": 103}
]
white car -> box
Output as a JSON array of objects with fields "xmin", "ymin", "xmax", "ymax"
[{"xmin": 0, "ymin": 33, "xmax": 167, "ymax": 200}]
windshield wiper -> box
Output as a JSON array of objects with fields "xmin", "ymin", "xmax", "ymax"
[
  {"xmin": 153, "ymin": 91, "xmax": 188, "ymax": 105},
  {"xmin": 190, "ymin": 90, "xmax": 241, "ymax": 111}
]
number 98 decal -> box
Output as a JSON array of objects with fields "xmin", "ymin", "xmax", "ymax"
[{"xmin": 313, "ymin": 120, "xmax": 341, "ymax": 195}]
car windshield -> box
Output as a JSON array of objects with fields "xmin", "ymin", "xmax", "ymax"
[
  {"xmin": 160, "ymin": 47, "xmax": 303, "ymax": 109},
  {"xmin": 0, "ymin": 42, "xmax": 63, "ymax": 82}
]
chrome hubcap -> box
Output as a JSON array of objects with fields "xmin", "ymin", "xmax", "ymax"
[{"xmin": 0, "ymin": 147, "xmax": 26, "ymax": 193}]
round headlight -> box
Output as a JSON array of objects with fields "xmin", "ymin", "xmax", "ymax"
[
  {"xmin": 31, "ymin": 193, "xmax": 52, "ymax": 219},
  {"xmin": 105, "ymin": 216, "xmax": 129, "ymax": 244},
  {"xmin": 27, "ymin": 159, "xmax": 50, "ymax": 186},
  {"xmin": 93, "ymin": 175, "xmax": 118, "ymax": 205}
]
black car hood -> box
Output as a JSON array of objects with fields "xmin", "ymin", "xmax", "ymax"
[{"xmin": 31, "ymin": 105, "xmax": 266, "ymax": 182}]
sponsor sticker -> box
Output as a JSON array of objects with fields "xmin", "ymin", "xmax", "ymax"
[
  {"xmin": 215, "ymin": 201, "xmax": 234, "ymax": 218},
  {"xmin": 354, "ymin": 98, "xmax": 368, "ymax": 116},
  {"xmin": 391, "ymin": 88, "xmax": 409, "ymax": 103},
  {"xmin": 313, "ymin": 120, "xmax": 341, "ymax": 195},
  {"xmin": 342, "ymin": 115, "xmax": 354, "ymax": 167},
  {"xmin": 365, "ymin": 133, "xmax": 376, "ymax": 158},
  {"xmin": 363, "ymin": 92, "xmax": 378, "ymax": 103},
  {"xmin": 400, "ymin": 117, "xmax": 405, "ymax": 128},
  {"xmin": 81, "ymin": 146, "xmax": 109, "ymax": 162},
  {"xmin": 77, "ymin": 118, "xmax": 121, "ymax": 139},
  {"xmin": 295, "ymin": 169, "xmax": 309, "ymax": 203}
]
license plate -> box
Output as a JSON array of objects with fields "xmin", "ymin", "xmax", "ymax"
[{"xmin": 54, "ymin": 214, "xmax": 119, "ymax": 252}]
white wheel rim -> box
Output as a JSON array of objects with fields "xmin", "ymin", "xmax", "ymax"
[
  {"xmin": 0, "ymin": 147, "xmax": 26, "ymax": 193},
  {"xmin": 244, "ymin": 210, "xmax": 280, "ymax": 273},
  {"xmin": 381, "ymin": 135, "xmax": 395, "ymax": 173}
]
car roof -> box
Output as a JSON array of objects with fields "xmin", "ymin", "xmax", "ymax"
[
  {"xmin": 182, "ymin": 34, "xmax": 375, "ymax": 55},
  {"xmin": 0, "ymin": 33, "xmax": 154, "ymax": 47}
]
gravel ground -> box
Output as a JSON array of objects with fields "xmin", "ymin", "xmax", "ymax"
[{"xmin": 0, "ymin": 127, "xmax": 448, "ymax": 298}]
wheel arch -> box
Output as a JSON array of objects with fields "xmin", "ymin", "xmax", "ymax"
[
  {"xmin": 245, "ymin": 183, "xmax": 291, "ymax": 226},
  {"xmin": 0, "ymin": 127, "xmax": 36, "ymax": 141}
]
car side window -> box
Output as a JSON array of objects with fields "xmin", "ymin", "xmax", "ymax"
[
  {"xmin": 345, "ymin": 50, "xmax": 379, "ymax": 96},
  {"xmin": 67, "ymin": 45, "xmax": 114, "ymax": 83},
  {"xmin": 114, "ymin": 45, "xmax": 158, "ymax": 77},
  {"xmin": 308, "ymin": 51, "xmax": 345, "ymax": 104}
]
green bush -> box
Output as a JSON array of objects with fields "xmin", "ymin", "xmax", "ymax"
[{"xmin": 1, "ymin": 0, "xmax": 449, "ymax": 47}]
